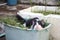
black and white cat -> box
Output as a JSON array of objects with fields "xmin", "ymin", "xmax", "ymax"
[{"xmin": 16, "ymin": 14, "xmax": 45, "ymax": 30}]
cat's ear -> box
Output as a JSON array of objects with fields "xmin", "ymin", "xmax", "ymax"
[
  {"xmin": 16, "ymin": 14, "xmax": 23, "ymax": 20},
  {"xmin": 41, "ymin": 20, "xmax": 45, "ymax": 25},
  {"xmin": 16, "ymin": 14, "xmax": 26, "ymax": 22}
]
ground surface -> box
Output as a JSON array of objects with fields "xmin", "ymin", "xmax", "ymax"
[{"xmin": 0, "ymin": 4, "xmax": 30, "ymax": 40}]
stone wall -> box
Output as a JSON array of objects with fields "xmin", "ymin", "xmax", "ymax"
[{"xmin": 20, "ymin": 0, "xmax": 60, "ymax": 5}]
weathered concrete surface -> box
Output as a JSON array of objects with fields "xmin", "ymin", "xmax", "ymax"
[
  {"xmin": 46, "ymin": 14, "xmax": 60, "ymax": 40},
  {"xmin": 19, "ymin": 6, "xmax": 60, "ymax": 40}
]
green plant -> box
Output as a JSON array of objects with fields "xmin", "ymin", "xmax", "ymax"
[
  {"xmin": 57, "ymin": 0, "xmax": 60, "ymax": 10},
  {"xmin": 32, "ymin": 9, "xmax": 60, "ymax": 15},
  {"xmin": 30, "ymin": 0, "xmax": 33, "ymax": 12},
  {"xmin": 0, "ymin": 16, "xmax": 24, "ymax": 28},
  {"xmin": 0, "ymin": 16, "xmax": 49, "ymax": 29}
]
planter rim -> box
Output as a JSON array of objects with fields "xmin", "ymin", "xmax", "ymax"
[
  {"xmin": 19, "ymin": 6, "xmax": 60, "ymax": 15},
  {"xmin": 19, "ymin": 6, "xmax": 58, "ymax": 12},
  {"xmin": 46, "ymin": 14, "xmax": 60, "ymax": 18},
  {"xmin": 4, "ymin": 23, "xmax": 51, "ymax": 32}
]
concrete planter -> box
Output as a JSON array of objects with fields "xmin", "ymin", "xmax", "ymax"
[
  {"xmin": 4, "ymin": 23, "xmax": 51, "ymax": 40},
  {"xmin": 46, "ymin": 14, "xmax": 60, "ymax": 40},
  {"xmin": 19, "ymin": 6, "xmax": 59, "ymax": 12},
  {"xmin": 4, "ymin": 12, "xmax": 51, "ymax": 40},
  {"xmin": 18, "ymin": 6, "xmax": 60, "ymax": 40}
]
